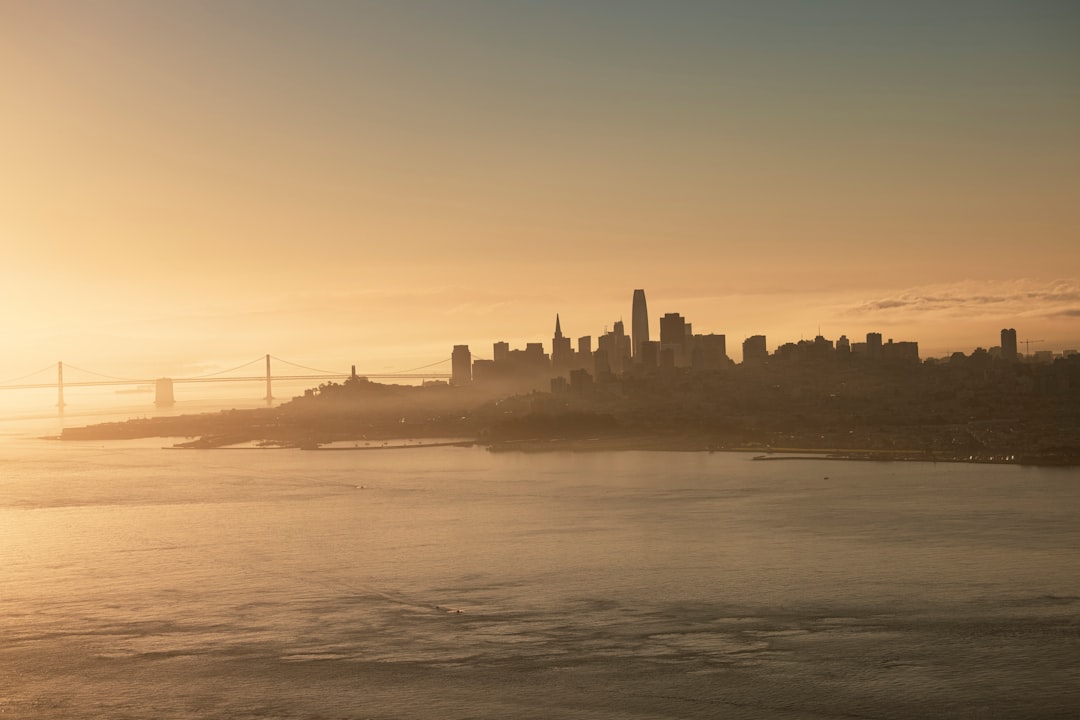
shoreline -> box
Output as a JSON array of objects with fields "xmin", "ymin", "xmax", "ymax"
[
  {"xmin": 50, "ymin": 415, "xmax": 1079, "ymax": 467},
  {"xmin": 149, "ymin": 434, "xmax": 1076, "ymax": 466},
  {"xmin": 484, "ymin": 437, "xmax": 1041, "ymax": 465}
]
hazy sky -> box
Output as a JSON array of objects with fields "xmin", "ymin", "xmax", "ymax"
[{"xmin": 2, "ymin": 0, "xmax": 1078, "ymax": 379}]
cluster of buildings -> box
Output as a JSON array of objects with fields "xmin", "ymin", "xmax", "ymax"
[
  {"xmin": 451, "ymin": 289, "xmax": 735, "ymax": 390},
  {"xmin": 767, "ymin": 332, "xmax": 919, "ymax": 364},
  {"xmin": 448, "ymin": 290, "xmax": 1066, "ymax": 389},
  {"xmin": 960, "ymin": 328, "xmax": 1076, "ymax": 365},
  {"xmin": 450, "ymin": 289, "xmax": 916, "ymax": 389}
]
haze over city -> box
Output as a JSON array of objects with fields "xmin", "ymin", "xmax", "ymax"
[
  {"xmin": 2, "ymin": 1, "xmax": 1078, "ymax": 380},
  {"xmin": 3, "ymin": 4, "xmax": 1080, "ymax": 720}
]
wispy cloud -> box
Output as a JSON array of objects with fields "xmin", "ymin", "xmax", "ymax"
[{"xmin": 845, "ymin": 279, "xmax": 1080, "ymax": 321}]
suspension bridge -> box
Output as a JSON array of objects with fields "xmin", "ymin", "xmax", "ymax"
[{"xmin": 0, "ymin": 355, "xmax": 451, "ymax": 408}]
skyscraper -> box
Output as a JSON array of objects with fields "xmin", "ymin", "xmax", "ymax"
[
  {"xmin": 866, "ymin": 332, "xmax": 883, "ymax": 358},
  {"xmin": 598, "ymin": 321, "xmax": 630, "ymax": 375},
  {"xmin": 660, "ymin": 312, "xmax": 688, "ymax": 366},
  {"xmin": 632, "ymin": 289, "xmax": 650, "ymax": 361},
  {"xmin": 1001, "ymin": 328, "xmax": 1018, "ymax": 361},
  {"xmin": 451, "ymin": 345, "xmax": 472, "ymax": 386},
  {"xmin": 552, "ymin": 314, "xmax": 572, "ymax": 372}
]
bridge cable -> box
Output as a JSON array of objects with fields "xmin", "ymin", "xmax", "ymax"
[
  {"xmin": 180, "ymin": 357, "xmax": 267, "ymax": 380},
  {"xmin": 60, "ymin": 363, "xmax": 141, "ymax": 383},
  {"xmin": 269, "ymin": 356, "xmax": 347, "ymax": 376},
  {"xmin": 0, "ymin": 363, "xmax": 58, "ymax": 386},
  {"xmin": 387, "ymin": 357, "xmax": 452, "ymax": 373}
]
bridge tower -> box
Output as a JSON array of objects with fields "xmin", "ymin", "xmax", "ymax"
[
  {"xmin": 155, "ymin": 378, "xmax": 175, "ymax": 406},
  {"xmin": 57, "ymin": 361, "xmax": 65, "ymax": 408},
  {"xmin": 265, "ymin": 354, "xmax": 273, "ymax": 404}
]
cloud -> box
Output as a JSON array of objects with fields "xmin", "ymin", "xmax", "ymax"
[{"xmin": 845, "ymin": 279, "xmax": 1080, "ymax": 320}]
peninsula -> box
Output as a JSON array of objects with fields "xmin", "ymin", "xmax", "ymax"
[{"xmin": 61, "ymin": 346, "xmax": 1080, "ymax": 466}]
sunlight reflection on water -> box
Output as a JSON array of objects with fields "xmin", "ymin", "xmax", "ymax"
[{"xmin": 0, "ymin": 427, "xmax": 1077, "ymax": 719}]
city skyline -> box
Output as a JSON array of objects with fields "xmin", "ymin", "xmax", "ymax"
[
  {"xmin": 2, "ymin": 2, "xmax": 1078, "ymax": 380},
  {"xmin": 0, "ymin": 282, "xmax": 1076, "ymax": 385},
  {"xmin": 452, "ymin": 287, "xmax": 1072, "ymax": 383},
  {"xmin": 1, "ymin": 6, "xmax": 1077, "ymax": 715}
]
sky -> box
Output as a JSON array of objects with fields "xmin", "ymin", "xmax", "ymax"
[{"xmin": 1, "ymin": 0, "xmax": 1078, "ymax": 384}]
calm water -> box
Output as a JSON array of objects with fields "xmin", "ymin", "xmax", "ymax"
[{"xmin": 1, "ymin": 424, "xmax": 1078, "ymax": 718}]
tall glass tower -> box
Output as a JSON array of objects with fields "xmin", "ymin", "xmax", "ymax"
[{"xmin": 632, "ymin": 289, "xmax": 650, "ymax": 360}]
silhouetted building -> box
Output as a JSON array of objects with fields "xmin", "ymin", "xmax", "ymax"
[
  {"xmin": 639, "ymin": 340, "xmax": 659, "ymax": 368},
  {"xmin": 471, "ymin": 358, "xmax": 495, "ymax": 382},
  {"xmin": 632, "ymin": 289, "xmax": 650, "ymax": 361},
  {"xmin": 772, "ymin": 335, "xmax": 836, "ymax": 363},
  {"xmin": 812, "ymin": 335, "xmax": 834, "ymax": 358},
  {"xmin": 660, "ymin": 312, "xmax": 689, "ymax": 366},
  {"xmin": 867, "ymin": 332, "xmax": 883, "ymax": 357},
  {"xmin": 882, "ymin": 339, "xmax": 919, "ymax": 363},
  {"xmin": 593, "ymin": 348, "xmax": 611, "ymax": 377},
  {"xmin": 691, "ymin": 333, "xmax": 727, "ymax": 370},
  {"xmin": 613, "ymin": 320, "xmax": 631, "ymax": 369},
  {"xmin": 660, "ymin": 313, "xmax": 685, "ymax": 346},
  {"xmin": 742, "ymin": 335, "xmax": 767, "ymax": 364},
  {"xmin": 578, "ymin": 336, "xmax": 592, "ymax": 356},
  {"xmin": 569, "ymin": 368, "xmax": 593, "ymax": 393},
  {"xmin": 598, "ymin": 321, "xmax": 631, "ymax": 375},
  {"xmin": 451, "ymin": 345, "xmax": 472, "ymax": 386},
  {"xmin": 1001, "ymin": 328, "xmax": 1018, "ymax": 361},
  {"xmin": 524, "ymin": 342, "xmax": 547, "ymax": 366},
  {"xmin": 493, "ymin": 341, "xmax": 510, "ymax": 363},
  {"xmin": 837, "ymin": 335, "xmax": 850, "ymax": 353},
  {"xmin": 551, "ymin": 314, "xmax": 572, "ymax": 372}
]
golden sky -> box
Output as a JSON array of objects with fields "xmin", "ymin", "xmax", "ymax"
[{"xmin": 2, "ymin": 1, "xmax": 1078, "ymax": 379}]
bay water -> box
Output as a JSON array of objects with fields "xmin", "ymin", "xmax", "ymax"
[{"xmin": 1, "ymin": 416, "xmax": 1077, "ymax": 718}]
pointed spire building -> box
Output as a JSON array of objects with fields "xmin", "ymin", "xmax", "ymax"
[{"xmin": 551, "ymin": 313, "xmax": 572, "ymax": 372}]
